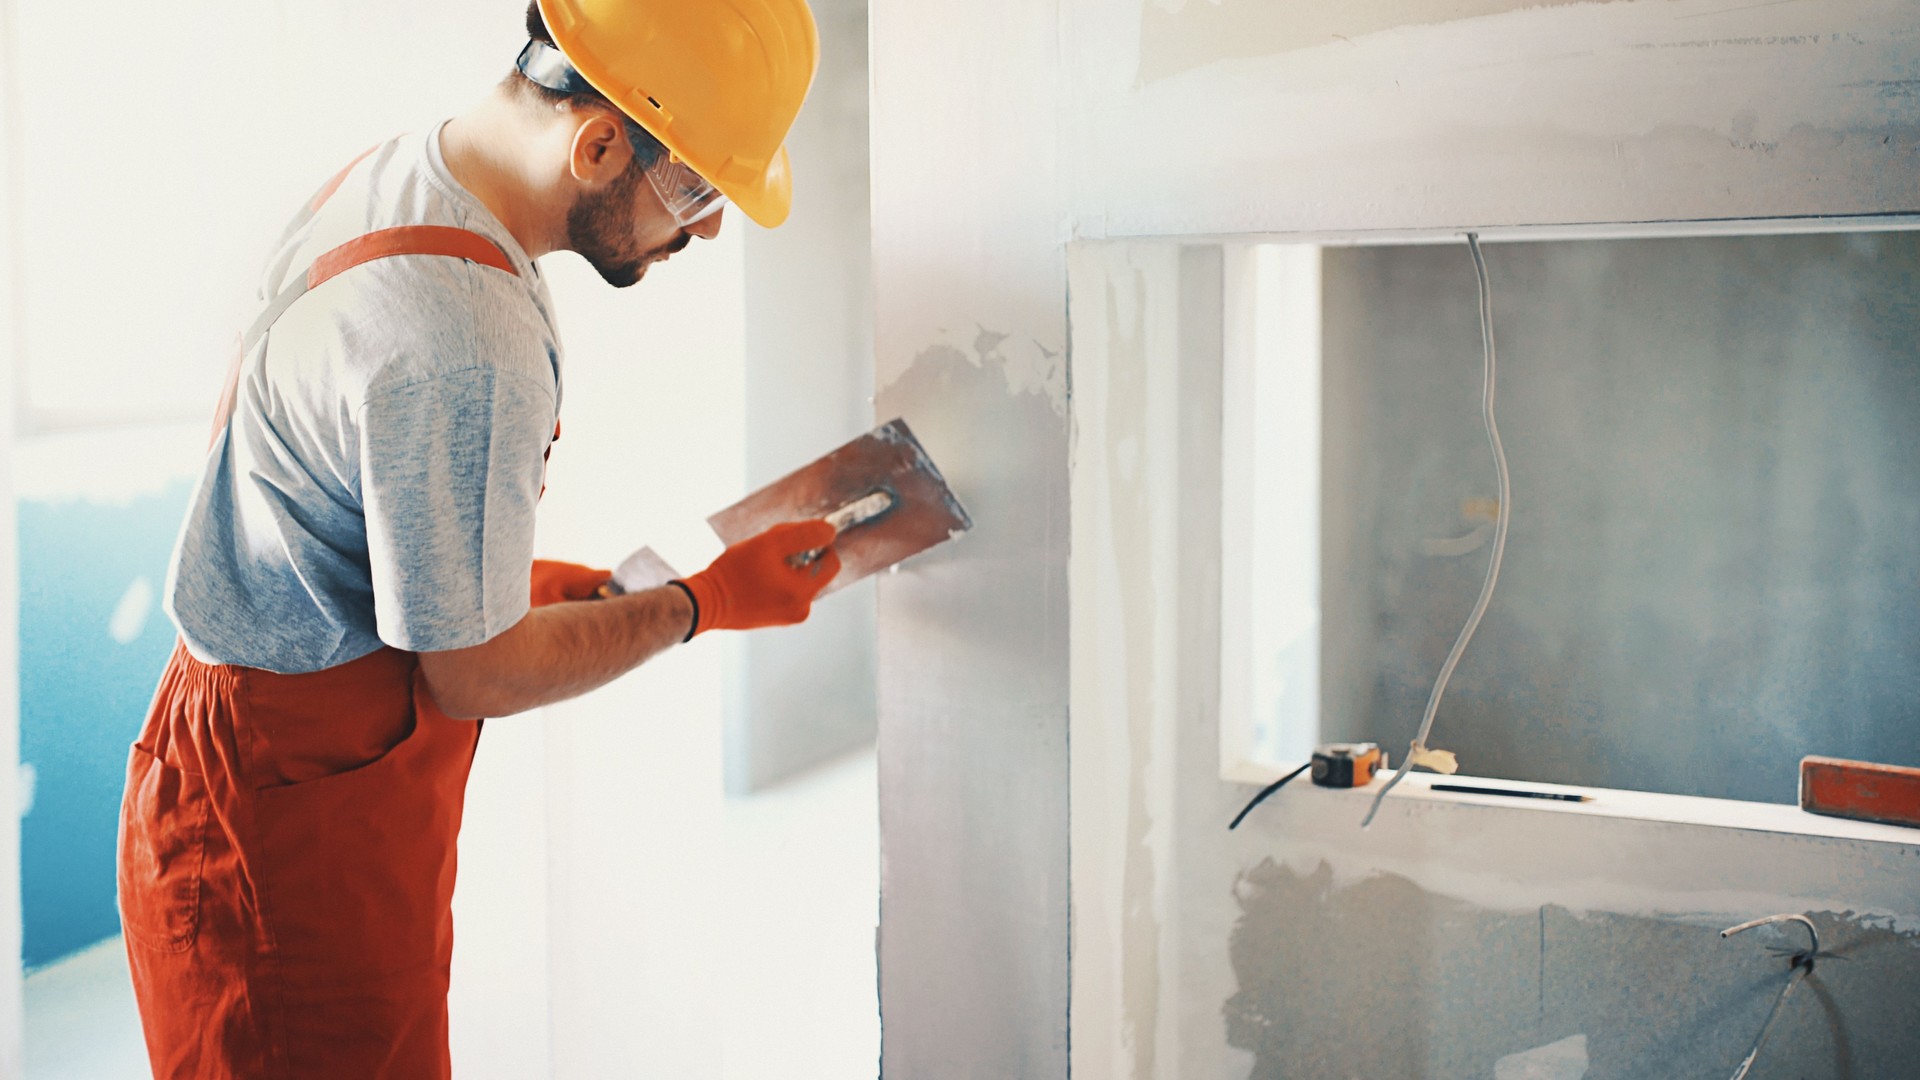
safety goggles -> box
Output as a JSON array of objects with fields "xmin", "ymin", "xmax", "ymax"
[
  {"xmin": 627, "ymin": 123, "xmax": 728, "ymax": 227},
  {"xmin": 518, "ymin": 40, "xmax": 728, "ymax": 228}
]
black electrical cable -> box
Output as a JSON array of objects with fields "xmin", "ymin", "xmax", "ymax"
[{"xmin": 1228, "ymin": 761, "xmax": 1313, "ymax": 830}]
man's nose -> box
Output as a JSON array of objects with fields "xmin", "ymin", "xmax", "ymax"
[{"xmin": 685, "ymin": 207, "xmax": 725, "ymax": 241}]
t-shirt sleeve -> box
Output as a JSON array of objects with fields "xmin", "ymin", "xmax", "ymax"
[{"xmin": 357, "ymin": 367, "xmax": 555, "ymax": 652}]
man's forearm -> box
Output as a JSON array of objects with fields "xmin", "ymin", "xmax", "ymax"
[{"xmin": 418, "ymin": 585, "xmax": 694, "ymax": 719}]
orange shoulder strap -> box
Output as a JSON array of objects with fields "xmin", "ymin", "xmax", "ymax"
[{"xmin": 209, "ymin": 147, "xmax": 521, "ymax": 445}]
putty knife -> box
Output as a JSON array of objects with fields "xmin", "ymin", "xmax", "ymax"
[{"xmin": 708, "ymin": 418, "xmax": 972, "ymax": 597}]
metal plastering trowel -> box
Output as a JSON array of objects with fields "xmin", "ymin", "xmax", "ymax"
[
  {"xmin": 709, "ymin": 418, "xmax": 972, "ymax": 597},
  {"xmin": 599, "ymin": 419, "xmax": 971, "ymax": 598}
]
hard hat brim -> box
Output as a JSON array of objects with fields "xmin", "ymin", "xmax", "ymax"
[{"xmin": 725, "ymin": 146, "xmax": 792, "ymax": 229}]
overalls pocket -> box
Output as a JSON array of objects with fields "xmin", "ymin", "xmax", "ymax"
[
  {"xmin": 117, "ymin": 743, "xmax": 210, "ymax": 953},
  {"xmin": 251, "ymin": 708, "xmax": 459, "ymax": 976}
]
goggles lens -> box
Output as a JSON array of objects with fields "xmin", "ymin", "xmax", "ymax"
[
  {"xmin": 643, "ymin": 154, "xmax": 728, "ymax": 227},
  {"xmin": 520, "ymin": 42, "xmax": 730, "ymax": 230}
]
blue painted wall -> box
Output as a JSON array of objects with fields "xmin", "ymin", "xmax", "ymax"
[{"xmin": 18, "ymin": 481, "xmax": 193, "ymax": 969}]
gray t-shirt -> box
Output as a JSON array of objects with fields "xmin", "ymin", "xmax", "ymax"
[{"xmin": 166, "ymin": 123, "xmax": 563, "ymax": 674}]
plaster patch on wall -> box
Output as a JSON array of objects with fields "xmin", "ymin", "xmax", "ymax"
[
  {"xmin": 883, "ymin": 323, "xmax": 1068, "ymax": 419},
  {"xmin": 1098, "ymin": 266, "xmax": 1166, "ymax": 1078},
  {"xmin": 1225, "ymin": 858, "xmax": 1920, "ymax": 1078},
  {"xmin": 1067, "ymin": 242, "xmax": 1200, "ymax": 1080},
  {"xmin": 106, "ymin": 576, "xmax": 155, "ymax": 645},
  {"xmin": 1137, "ymin": 0, "xmax": 1620, "ymax": 84}
]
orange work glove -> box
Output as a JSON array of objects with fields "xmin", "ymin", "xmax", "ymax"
[
  {"xmin": 675, "ymin": 520, "xmax": 840, "ymax": 638},
  {"xmin": 530, "ymin": 559, "xmax": 614, "ymax": 608}
]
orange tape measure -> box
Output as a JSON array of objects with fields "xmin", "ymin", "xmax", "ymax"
[
  {"xmin": 1228, "ymin": 742, "xmax": 1391, "ymax": 829},
  {"xmin": 1310, "ymin": 743, "xmax": 1387, "ymax": 788}
]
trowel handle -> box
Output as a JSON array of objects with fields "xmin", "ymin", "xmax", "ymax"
[{"xmin": 789, "ymin": 490, "xmax": 896, "ymax": 567}]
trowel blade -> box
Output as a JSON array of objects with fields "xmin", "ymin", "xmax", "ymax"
[
  {"xmin": 605, "ymin": 545, "xmax": 681, "ymax": 596},
  {"xmin": 708, "ymin": 418, "xmax": 972, "ymax": 597}
]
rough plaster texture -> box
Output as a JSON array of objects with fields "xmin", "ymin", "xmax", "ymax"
[
  {"xmin": 1068, "ymin": 243, "xmax": 1920, "ymax": 1080},
  {"xmin": 1137, "ymin": 0, "xmax": 1608, "ymax": 85},
  {"xmin": 736, "ymin": 0, "xmax": 878, "ymax": 793},
  {"xmin": 1228, "ymin": 861, "xmax": 1920, "ymax": 1079},
  {"xmin": 1321, "ymin": 233, "xmax": 1920, "ymax": 804},
  {"xmin": 1068, "ymin": 0, "xmax": 1920, "ymax": 238},
  {"xmin": 870, "ymin": 0, "xmax": 1072, "ymax": 1071}
]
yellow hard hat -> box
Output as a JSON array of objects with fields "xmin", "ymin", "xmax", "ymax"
[{"xmin": 537, "ymin": 0, "xmax": 819, "ymax": 228}]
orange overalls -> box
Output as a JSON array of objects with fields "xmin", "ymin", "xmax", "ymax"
[{"xmin": 117, "ymin": 149, "xmax": 603, "ymax": 1079}]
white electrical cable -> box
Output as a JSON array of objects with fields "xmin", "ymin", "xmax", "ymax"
[
  {"xmin": 1720, "ymin": 914, "xmax": 1820, "ymax": 1080},
  {"xmin": 1362, "ymin": 233, "xmax": 1513, "ymax": 829}
]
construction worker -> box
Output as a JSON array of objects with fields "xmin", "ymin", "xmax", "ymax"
[{"xmin": 116, "ymin": 1, "xmax": 825, "ymax": 1076}]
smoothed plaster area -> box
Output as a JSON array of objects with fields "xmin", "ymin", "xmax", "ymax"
[
  {"xmin": 1138, "ymin": 0, "xmax": 1612, "ymax": 84},
  {"xmin": 870, "ymin": 0, "xmax": 1072, "ymax": 1069},
  {"xmin": 1228, "ymin": 859, "xmax": 1920, "ymax": 1079},
  {"xmin": 876, "ymin": 335, "xmax": 1071, "ymax": 1076}
]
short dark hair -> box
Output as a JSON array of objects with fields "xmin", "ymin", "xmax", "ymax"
[{"xmin": 509, "ymin": 1, "xmax": 666, "ymax": 170}]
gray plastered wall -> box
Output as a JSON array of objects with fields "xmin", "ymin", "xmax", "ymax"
[
  {"xmin": 1067, "ymin": 242, "xmax": 1920, "ymax": 1080},
  {"xmin": 1320, "ymin": 233, "xmax": 1920, "ymax": 804}
]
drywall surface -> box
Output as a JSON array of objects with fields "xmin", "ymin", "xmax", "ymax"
[
  {"xmin": 5, "ymin": 431, "xmax": 206, "ymax": 978},
  {"xmin": 1070, "ymin": 243, "xmax": 1226, "ymax": 1080},
  {"xmin": 869, "ymin": 0, "xmax": 1071, "ymax": 1073},
  {"xmin": 15, "ymin": 469, "xmax": 190, "ymax": 968},
  {"xmin": 1321, "ymin": 233, "xmax": 1920, "ymax": 804},
  {"xmin": 1138, "ymin": 0, "xmax": 1606, "ymax": 84},
  {"xmin": 1066, "ymin": 0, "xmax": 1920, "ymax": 238},
  {"xmin": 736, "ymin": 0, "xmax": 878, "ymax": 793},
  {"xmin": 1069, "ymin": 241, "xmax": 1920, "ymax": 1080}
]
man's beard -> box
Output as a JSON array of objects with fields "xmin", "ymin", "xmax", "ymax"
[{"xmin": 565, "ymin": 164, "xmax": 691, "ymax": 289}]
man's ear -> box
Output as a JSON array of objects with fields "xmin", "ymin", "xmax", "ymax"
[{"xmin": 567, "ymin": 111, "xmax": 631, "ymax": 188}]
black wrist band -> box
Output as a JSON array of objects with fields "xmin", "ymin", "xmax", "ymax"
[{"xmin": 667, "ymin": 580, "xmax": 699, "ymax": 643}]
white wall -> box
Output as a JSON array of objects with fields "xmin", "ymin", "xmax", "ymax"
[
  {"xmin": 868, "ymin": 0, "xmax": 1920, "ymax": 1076},
  {"xmin": 7, "ymin": 0, "xmax": 518, "ymax": 435},
  {"xmin": 1, "ymin": 0, "xmax": 29, "ymax": 1068},
  {"xmin": 734, "ymin": 0, "xmax": 877, "ymax": 794},
  {"xmin": 531, "ymin": 231, "xmax": 746, "ymax": 1079}
]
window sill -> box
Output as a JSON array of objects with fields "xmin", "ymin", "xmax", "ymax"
[{"xmin": 1223, "ymin": 759, "xmax": 1920, "ymax": 847}]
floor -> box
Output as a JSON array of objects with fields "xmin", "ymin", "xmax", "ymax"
[
  {"xmin": 720, "ymin": 747, "xmax": 881, "ymax": 1080},
  {"xmin": 22, "ymin": 938, "xmax": 145, "ymax": 1080},
  {"xmin": 23, "ymin": 747, "xmax": 880, "ymax": 1079}
]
